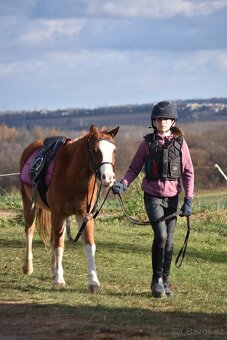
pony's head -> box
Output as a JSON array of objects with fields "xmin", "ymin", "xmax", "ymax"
[{"xmin": 88, "ymin": 125, "xmax": 119, "ymax": 187}]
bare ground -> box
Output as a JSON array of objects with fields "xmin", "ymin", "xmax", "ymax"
[{"xmin": 0, "ymin": 301, "xmax": 163, "ymax": 340}]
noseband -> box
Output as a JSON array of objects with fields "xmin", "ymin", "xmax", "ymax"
[{"xmin": 88, "ymin": 137, "xmax": 115, "ymax": 179}]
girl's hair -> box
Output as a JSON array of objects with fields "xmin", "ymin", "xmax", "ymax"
[{"xmin": 171, "ymin": 126, "xmax": 184, "ymax": 138}]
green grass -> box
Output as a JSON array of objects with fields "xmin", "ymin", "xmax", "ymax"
[
  {"xmin": 0, "ymin": 191, "xmax": 22, "ymax": 210},
  {"xmin": 0, "ymin": 189, "xmax": 226, "ymax": 339}
]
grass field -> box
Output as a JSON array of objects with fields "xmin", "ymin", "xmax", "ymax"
[{"xmin": 0, "ymin": 188, "xmax": 226, "ymax": 339}]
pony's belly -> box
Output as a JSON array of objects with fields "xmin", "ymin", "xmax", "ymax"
[{"xmin": 24, "ymin": 185, "xmax": 50, "ymax": 210}]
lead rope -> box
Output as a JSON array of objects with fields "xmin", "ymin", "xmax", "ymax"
[
  {"xmin": 117, "ymin": 192, "xmax": 190, "ymax": 267},
  {"xmin": 175, "ymin": 216, "xmax": 190, "ymax": 268},
  {"xmin": 117, "ymin": 192, "xmax": 179, "ymax": 225}
]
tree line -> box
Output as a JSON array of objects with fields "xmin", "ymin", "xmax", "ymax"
[{"xmin": 0, "ymin": 122, "xmax": 226, "ymax": 193}]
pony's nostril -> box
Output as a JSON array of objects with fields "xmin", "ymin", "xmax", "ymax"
[{"xmin": 102, "ymin": 173, "xmax": 115, "ymax": 183}]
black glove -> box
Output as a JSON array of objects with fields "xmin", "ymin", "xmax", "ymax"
[
  {"xmin": 180, "ymin": 198, "xmax": 193, "ymax": 217},
  {"xmin": 111, "ymin": 181, "xmax": 127, "ymax": 194}
]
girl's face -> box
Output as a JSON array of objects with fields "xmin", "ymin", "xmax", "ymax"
[{"xmin": 153, "ymin": 118, "xmax": 175, "ymax": 134}]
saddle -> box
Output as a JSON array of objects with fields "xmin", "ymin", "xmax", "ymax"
[{"xmin": 29, "ymin": 136, "xmax": 69, "ymax": 209}]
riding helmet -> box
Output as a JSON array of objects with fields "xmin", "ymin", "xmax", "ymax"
[{"xmin": 151, "ymin": 101, "xmax": 178, "ymax": 121}]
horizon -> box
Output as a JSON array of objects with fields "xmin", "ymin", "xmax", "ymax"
[{"xmin": 1, "ymin": 96, "xmax": 227, "ymax": 113}]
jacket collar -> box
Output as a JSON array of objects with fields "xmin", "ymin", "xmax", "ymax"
[{"xmin": 156, "ymin": 133, "xmax": 173, "ymax": 140}]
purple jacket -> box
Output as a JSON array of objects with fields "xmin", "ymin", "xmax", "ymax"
[{"xmin": 122, "ymin": 132, "xmax": 194, "ymax": 199}]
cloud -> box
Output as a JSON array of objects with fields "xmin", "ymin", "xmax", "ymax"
[
  {"xmin": 173, "ymin": 50, "xmax": 226, "ymax": 74},
  {"xmin": 216, "ymin": 52, "xmax": 227, "ymax": 70},
  {"xmin": 1, "ymin": 48, "xmax": 225, "ymax": 108},
  {"xmin": 0, "ymin": 61, "xmax": 44, "ymax": 76},
  {"xmin": 19, "ymin": 19, "xmax": 85, "ymax": 43},
  {"xmin": 96, "ymin": 0, "xmax": 227, "ymax": 18},
  {"xmin": 1, "ymin": 0, "xmax": 226, "ymax": 55},
  {"xmin": 0, "ymin": 0, "xmax": 226, "ymax": 110},
  {"xmin": 30, "ymin": 0, "xmax": 227, "ymax": 19}
]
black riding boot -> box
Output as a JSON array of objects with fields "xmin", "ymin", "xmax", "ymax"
[
  {"xmin": 151, "ymin": 243, "xmax": 165, "ymax": 298},
  {"xmin": 163, "ymin": 247, "xmax": 174, "ymax": 296}
]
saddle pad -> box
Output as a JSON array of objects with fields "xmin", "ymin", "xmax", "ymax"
[{"xmin": 20, "ymin": 149, "xmax": 55, "ymax": 188}]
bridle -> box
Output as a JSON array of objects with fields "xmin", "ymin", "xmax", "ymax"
[
  {"xmin": 87, "ymin": 137, "xmax": 116, "ymax": 180},
  {"xmin": 68, "ymin": 136, "xmax": 116, "ymax": 243}
]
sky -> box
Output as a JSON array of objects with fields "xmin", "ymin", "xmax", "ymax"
[{"xmin": 0, "ymin": 0, "xmax": 227, "ymax": 111}]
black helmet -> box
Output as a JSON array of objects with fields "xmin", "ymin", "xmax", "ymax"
[{"xmin": 151, "ymin": 101, "xmax": 178, "ymax": 121}]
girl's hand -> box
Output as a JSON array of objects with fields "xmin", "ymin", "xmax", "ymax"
[
  {"xmin": 180, "ymin": 198, "xmax": 192, "ymax": 216},
  {"xmin": 111, "ymin": 181, "xmax": 127, "ymax": 194}
]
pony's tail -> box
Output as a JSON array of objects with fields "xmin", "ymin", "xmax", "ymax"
[{"xmin": 36, "ymin": 208, "xmax": 51, "ymax": 248}]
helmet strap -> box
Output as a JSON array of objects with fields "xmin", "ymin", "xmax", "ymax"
[{"xmin": 152, "ymin": 119, "xmax": 175, "ymax": 134}]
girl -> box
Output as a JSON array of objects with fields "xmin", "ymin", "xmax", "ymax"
[{"xmin": 112, "ymin": 101, "xmax": 194, "ymax": 298}]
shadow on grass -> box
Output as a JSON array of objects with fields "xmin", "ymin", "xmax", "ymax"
[
  {"xmin": 0, "ymin": 302, "xmax": 226, "ymax": 339},
  {"xmin": 94, "ymin": 240, "xmax": 149, "ymax": 254},
  {"xmin": 0, "ymin": 280, "xmax": 151, "ymax": 297},
  {"xmin": 185, "ymin": 247, "xmax": 226, "ymax": 264},
  {"xmin": 0, "ymin": 238, "xmax": 47, "ymax": 248}
]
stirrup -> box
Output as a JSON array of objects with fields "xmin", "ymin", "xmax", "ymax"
[{"xmin": 30, "ymin": 182, "xmax": 38, "ymax": 212}]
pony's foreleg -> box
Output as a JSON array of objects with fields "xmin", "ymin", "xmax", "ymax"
[
  {"xmin": 50, "ymin": 221, "xmax": 66, "ymax": 279},
  {"xmin": 76, "ymin": 215, "xmax": 100, "ymax": 293},
  {"xmin": 51, "ymin": 214, "xmax": 66, "ymax": 286}
]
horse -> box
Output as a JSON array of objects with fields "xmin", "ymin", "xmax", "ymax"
[{"xmin": 20, "ymin": 124, "xmax": 119, "ymax": 293}]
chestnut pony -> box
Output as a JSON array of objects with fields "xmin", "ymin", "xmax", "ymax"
[{"xmin": 20, "ymin": 124, "xmax": 119, "ymax": 293}]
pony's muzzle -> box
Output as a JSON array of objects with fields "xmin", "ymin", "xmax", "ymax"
[{"xmin": 101, "ymin": 172, "xmax": 116, "ymax": 187}]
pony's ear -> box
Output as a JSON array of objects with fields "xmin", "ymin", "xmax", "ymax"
[
  {"xmin": 90, "ymin": 124, "xmax": 99, "ymax": 136},
  {"xmin": 109, "ymin": 126, "xmax": 120, "ymax": 137}
]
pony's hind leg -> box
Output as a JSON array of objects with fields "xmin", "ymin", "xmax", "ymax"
[
  {"xmin": 21, "ymin": 185, "xmax": 36, "ymax": 275},
  {"xmin": 76, "ymin": 214, "xmax": 100, "ymax": 294}
]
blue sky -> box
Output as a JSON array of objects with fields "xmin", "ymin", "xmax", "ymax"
[{"xmin": 1, "ymin": 0, "xmax": 227, "ymax": 110}]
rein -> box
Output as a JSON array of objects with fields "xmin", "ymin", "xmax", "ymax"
[
  {"xmin": 75, "ymin": 187, "xmax": 111, "ymax": 243},
  {"xmin": 117, "ymin": 192, "xmax": 190, "ymax": 267},
  {"xmin": 66, "ymin": 175, "xmax": 111, "ymax": 242}
]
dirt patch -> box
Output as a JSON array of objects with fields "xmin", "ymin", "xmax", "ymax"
[{"xmin": 0, "ymin": 302, "xmax": 158, "ymax": 340}]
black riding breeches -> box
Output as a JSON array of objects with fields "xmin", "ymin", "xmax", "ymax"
[{"xmin": 144, "ymin": 193, "xmax": 179, "ymax": 281}]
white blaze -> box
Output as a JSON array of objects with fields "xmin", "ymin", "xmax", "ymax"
[{"xmin": 99, "ymin": 140, "xmax": 116, "ymax": 186}]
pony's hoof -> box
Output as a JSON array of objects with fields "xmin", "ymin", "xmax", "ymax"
[
  {"xmin": 22, "ymin": 264, "xmax": 33, "ymax": 275},
  {"xmin": 53, "ymin": 273, "xmax": 65, "ymax": 287},
  {"xmin": 88, "ymin": 284, "xmax": 101, "ymax": 294},
  {"xmin": 53, "ymin": 281, "xmax": 66, "ymax": 288}
]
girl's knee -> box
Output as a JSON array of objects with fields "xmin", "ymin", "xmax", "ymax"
[{"xmin": 154, "ymin": 232, "xmax": 167, "ymax": 248}]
